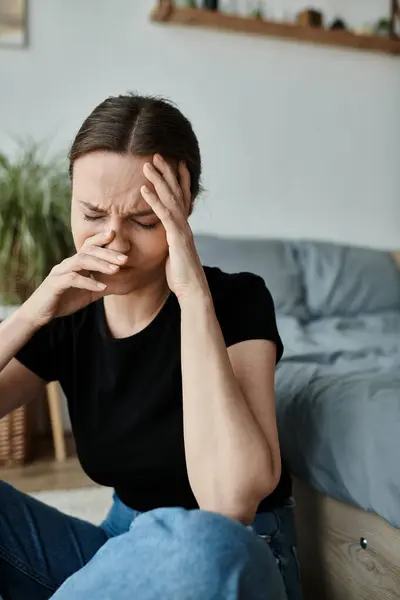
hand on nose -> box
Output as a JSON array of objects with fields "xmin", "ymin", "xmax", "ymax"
[{"xmin": 103, "ymin": 229, "xmax": 130, "ymax": 256}]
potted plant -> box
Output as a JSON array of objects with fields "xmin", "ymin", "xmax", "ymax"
[
  {"xmin": 0, "ymin": 141, "xmax": 74, "ymax": 310},
  {"xmin": 0, "ymin": 141, "xmax": 74, "ymax": 465}
]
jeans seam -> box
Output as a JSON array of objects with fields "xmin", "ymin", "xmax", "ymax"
[{"xmin": 0, "ymin": 545, "xmax": 56, "ymax": 592}]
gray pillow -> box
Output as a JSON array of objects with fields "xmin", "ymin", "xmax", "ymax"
[
  {"xmin": 194, "ymin": 235, "xmax": 306, "ymax": 319},
  {"xmin": 295, "ymin": 241, "xmax": 400, "ymax": 318}
]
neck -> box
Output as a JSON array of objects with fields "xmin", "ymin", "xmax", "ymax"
[{"xmin": 103, "ymin": 277, "xmax": 170, "ymax": 339}]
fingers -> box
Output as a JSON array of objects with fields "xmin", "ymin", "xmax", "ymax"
[
  {"xmin": 54, "ymin": 253, "xmax": 122, "ymax": 276},
  {"xmin": 141, "ymin": 185, "xmax": 172, "ymax": 226},
  {"xmin": 178, "ymin": 161, "xmax": 192, "ymax": 214},
  {"xmin": 143, "ymin": 162, "xmax": 176, "ymax": 209},
  {"xmin": 152, "ymin": 154, "xmax": 182, "ymax": 199},
  {"xmin": 143, "ymin": 160, "xmax": 181, "ymax": 213},
  {"xmin": 59, "ymin": 272, "xmax": 106, "ymax": 292},
  {"xmin": 144, "ymin": 155, "xmax": 192, "ymax": 218},
  {"xmin": 86, "ymin": 229, "xmax": 116, "ymax": 247},
  {"xmin": 80, "ymin": 244, "xmax": 128, "ymax": 267}
]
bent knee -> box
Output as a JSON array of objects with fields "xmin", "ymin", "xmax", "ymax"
[
  {"xmin": 131, "ymin": 507, "xmax": 254, "ymax": 549},
  {"xmin": 52, "ymin": 508, "xmax": 287, "ymax": 600},
  {"xmin": 130, "ymin": 508, "xmax": 283, "ymax": 596}
]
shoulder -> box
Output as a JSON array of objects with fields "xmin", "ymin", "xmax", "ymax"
[
  {"xmin": 204, "ymin": 266, "xmax": 272, "ymax": 306},
  {"xmin": 203, "ymin": 267, "xmax": 283, "ymax": 361}
]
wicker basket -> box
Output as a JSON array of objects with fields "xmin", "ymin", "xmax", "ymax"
[{"xmin": 0, "ymin": 404, "xmax": 29, "ymax": 466}]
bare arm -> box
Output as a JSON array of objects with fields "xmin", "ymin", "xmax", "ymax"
[
  {"xmin": 0, "ymin": 229, "xmax": 129, "ymax": 418},
  {"xmin": 180, "ymin": 292, "xmax": 281, "ymax": 525},
  {"xmin": 141, "ymin": 156, "xmax": 282, "ymax": 524},
  {"xmin": 0, "ymin": 310, "xmax": 46, "ymax": 417}
]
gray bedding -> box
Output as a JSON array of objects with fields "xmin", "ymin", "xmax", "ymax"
[{"xmin": 275, "ymin": 311, "xmax": 400, "ymax": 529}]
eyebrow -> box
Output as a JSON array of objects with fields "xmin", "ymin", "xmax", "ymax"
[{"xmin": 80, "ymin": 201, "xmax": 154, "ymax": 219}]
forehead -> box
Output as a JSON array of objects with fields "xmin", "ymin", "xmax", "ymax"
[{"xmin": 72, "ymin": 151, "xmax": 153, "ymax": 209}]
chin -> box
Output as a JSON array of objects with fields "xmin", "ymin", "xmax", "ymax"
[
  {"xmin": 96, "ymin": 271, "xmax": 139, "ymax": 295},
  {"xmin": 104, "ymin": 284, "xmax": 137, "ymax": 296}
]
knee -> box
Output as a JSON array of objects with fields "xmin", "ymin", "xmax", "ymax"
[
  {"xmin": 139, "ymin": 507, "xmax": 257, "ymax": 556},
  {"xmin": 52, "ymin": 509, "xmax": 287, "ymax": 600},
  {"xmin": 132, "ymin": 507, "xmax": 261, "ymax": 561},
  {"xmin": 131, "ymin": 508, "xmax": 285, "ymax": 598}
]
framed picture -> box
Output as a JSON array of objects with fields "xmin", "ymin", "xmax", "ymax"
[{"xmin": 0, "ymin": 0, "xmax": 28, "ymax": 48}]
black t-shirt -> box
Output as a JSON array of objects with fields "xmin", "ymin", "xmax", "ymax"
[{"xmin": 16, "ymin": 267, "xmax": 291, "ymax": 511}]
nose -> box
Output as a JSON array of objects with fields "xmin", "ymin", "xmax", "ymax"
[{"xmin": 104, "ymin": 226, "xmax": 131, "ymax": 255}]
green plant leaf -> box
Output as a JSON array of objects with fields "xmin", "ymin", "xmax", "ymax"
[{"xmin": 0, "ymin": 140, "xmax": 74, "ymax": 302}]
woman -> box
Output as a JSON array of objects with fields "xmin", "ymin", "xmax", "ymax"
[{"xmin": 0, "ymin": 94, "xmax": 303, "ymax": 600}]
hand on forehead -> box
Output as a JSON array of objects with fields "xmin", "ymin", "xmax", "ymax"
[{"xmin": 72, "ymin": 152, "xmax": 180, "ymax": 215}]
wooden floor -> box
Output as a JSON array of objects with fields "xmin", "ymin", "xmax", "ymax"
[{"xmin": 0, "ymin": 435, "xmax": 93, "ymax": 494}]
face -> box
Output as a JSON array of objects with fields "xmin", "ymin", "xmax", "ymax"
[{"xmin": 71, "ymin": 151, "xmax": 169, "ymax": 295}]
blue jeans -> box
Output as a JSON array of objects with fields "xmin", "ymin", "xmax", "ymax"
[{"xmin": 0, "ymin": 481, "xmax": 303, "ymax": 600}]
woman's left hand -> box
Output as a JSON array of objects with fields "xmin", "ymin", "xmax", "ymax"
[{"xmin": 141, "ymin": 154, "xmax": 208, "ymax": 304}]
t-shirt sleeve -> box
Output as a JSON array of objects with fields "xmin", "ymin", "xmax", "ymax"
[
  {"xmin": 219, "ymin": 273, "xmax": 284, "ymax": 363},
  {"xmin": 15, "ymin": 320, "xmax": 60, "ymax": 382}
]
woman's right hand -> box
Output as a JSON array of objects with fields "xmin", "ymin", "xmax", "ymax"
[{"xmin": 20, "ymin": 230, "xmax": 127, "ymax": 329}]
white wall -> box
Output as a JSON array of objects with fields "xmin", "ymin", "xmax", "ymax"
[{"xmin": 0, "ymin": 0, "xmax": 399, "ymax": 249}]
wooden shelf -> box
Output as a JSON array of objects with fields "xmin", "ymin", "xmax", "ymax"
[{"xmin": 150, "ymin": 4, "xmax": 400, "ymax": 56}]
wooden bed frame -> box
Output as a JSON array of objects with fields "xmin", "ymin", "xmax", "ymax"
[{"xmin": 293, "ymin": 478, "xmax": 400, "ymax": 600}]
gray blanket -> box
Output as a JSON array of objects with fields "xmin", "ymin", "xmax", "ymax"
[{"xmin": 275, "ymin": 311, "xmax": 400, "ymax": 529}]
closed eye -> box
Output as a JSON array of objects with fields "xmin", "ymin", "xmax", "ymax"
[
  {"xmin": 83, "ymin": 214, "xmax": 159, "ymax": 230},
  {"xmin": 134, "ymin": 221, "xmax": 159, "ymax": 230},
  {"xmin": 83, "ymin": 214, "xmax": 103, "ymax": 221}
]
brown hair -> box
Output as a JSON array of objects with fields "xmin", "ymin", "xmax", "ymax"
[{"xmin": 69, "ymin": 93, "xmax": 202, "ymax": 201}]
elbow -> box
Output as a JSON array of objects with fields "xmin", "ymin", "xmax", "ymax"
[
  {"xmin": 255, "ymin": 443, "xmax": 282, "ymax": 501},
  {"xmin": 200, "ymin": 464, "xmax": 282, "ymax": 526},
  {"xmin": 233, "ymin": 470, "xmax": 282, "ymax": 525},
  {"xmin": 233, "ymin": 451, "xmax": 282, "ymax": 524},
  {"xmin": 255, "ymin": 470, "xmax": 281, "ymax": 507}
]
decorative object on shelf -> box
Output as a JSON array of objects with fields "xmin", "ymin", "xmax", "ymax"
[
  {"xmin": 389, "ymin": 0, "xmax": 400, "ymax": 36},
  {"xmin": 250, "ymin": 5, "xmax": 264, "ymax": 20},
  {"xmin": 330, "ymin": 18, "xmax": 347, "ymax": 31},
  {"xmin": 203, "ymin": 0, "xmax": 218, "ymax": 10},
  {"xmin": 176, "ymin": 0, "xmax": 197, "ymax": 6},
  {"xmin": 0, "ymin": 0, "xmax": 28, "ymax": 48},
  {"xmin": 374, "ymin": 17, "xmax": 392, "ymax": 36},
  {"xmin": 0, "ymin": 141, "xmax": 74, "ymax": 466},
  {"xmin": 155, "ymin": 0, "xmax": 174, "ymax": 19},
  {"xmin": 296, "ymin": 8, "xmax": 323, "ymax": 28},
  {"xmin": 353, "ymin": 26, "xmax": 374, "ymax": 36}
]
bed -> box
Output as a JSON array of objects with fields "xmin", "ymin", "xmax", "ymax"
[
  {"xmin": 276, "ymin": 311, "xmax": 400, "ymax": 530},
  {"xmin": 273, "ymin": 244, "xmax": 400, "ymax": 600},
  {"xmin": 275, "ymin": 312, "xmax": 400, "ymax": 599},
  {"xmin": 195, "ymin": 235, "xmax": 400, "ymax": 600}
]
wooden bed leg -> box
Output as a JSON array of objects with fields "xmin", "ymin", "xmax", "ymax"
[{"xmin": 46, "ymin": 382, "xmax": 67, "ymax": 462}]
